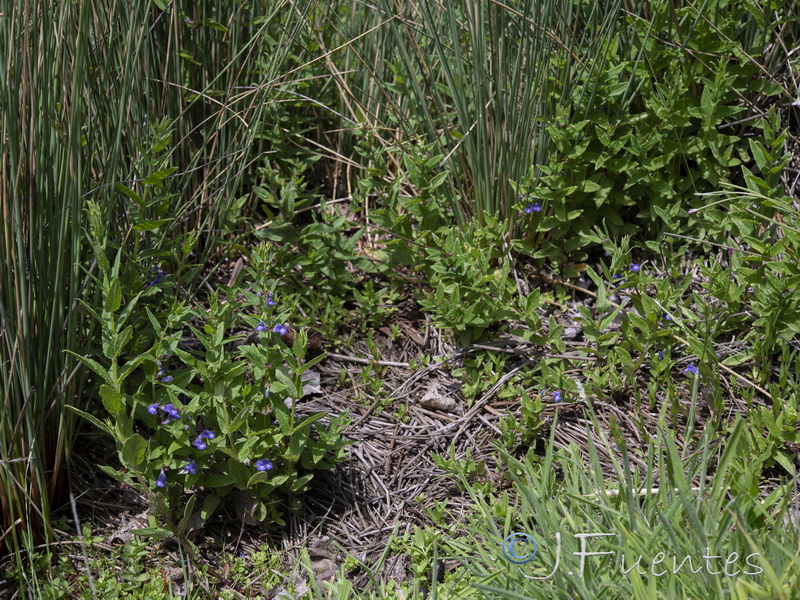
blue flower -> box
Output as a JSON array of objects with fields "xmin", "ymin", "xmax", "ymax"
[
  {"xmin": 156, "ymin": 469, "xmax": 167, "ymax": 488},
  {"xmin": 192, "ymin": 430, "xmax": 215, "ymax": 450},
  {"xmin": 162, "ymin": 403, "xmax": 180, "ymax": 420},
  {"xmin": 629, "ymin": 263, "xmax": 640, "ymax": 272},
  {"xmin": 657, "ymin": 350, "xmax": 665, "ymax": 361},
  {"xmin": 683, "ymin": 364, "xmax": 698, "ymax": 376},
  {"xmin": 255, "ymin": 459, "xmax": 273, "ymax": 472},
  {"xmin": 184, "ymin": 460, "xmax": 198, "ymax": 475},
  {"xmin": 147, "ymin": 403, "xmax": 160, "ymax": 415},
  {"xmin": 273, "ymin": 323, "xmax": 288, "ymax": 335},
  {"xmin": 524, "ymin": 203, "xmax": 542, "ymax": 214},
  {"xmin": 267, "ymin": 293, "xmax": 276, "ymax": 307},
  {"xmin": 264, "ymin": 385, "xmax": 270, "ymax": 398},
  {"xmin": 553, "ymin": 391, "xmax": 562, "ymax": 402},
  {"xmin": 255, "ymin": 321, "xmax": 267, "ymax": 332},
  {"xmin": 146, "ymin": 267, "xmax": 169, "ymax": 288},
  {"xmin": 161, "ymin": 375, "xmax": 173, "ymax": 384}
]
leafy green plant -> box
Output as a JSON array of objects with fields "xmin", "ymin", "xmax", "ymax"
[
  {"xmin": 446, "ymin": 417, "xmax": 800, "ymax": 599},
  {"xmin": 515, "ymin": 0, "xmax": 790, "ymax": 266},
  {"xmin": 73, "ymin": 205, "xmax": 349, "ymax": 533}
]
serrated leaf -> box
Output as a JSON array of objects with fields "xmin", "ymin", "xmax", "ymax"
[
  {"xmin": 115, "ymin": 183, "xmax": 144, "ymax": 207},
  {"xmin": 107, "ymin": 325, "xmax": 133, "ymax": 359},
  {"xmin": 121, "ymin": 434, "xmax": 148, "ymax": 469},
  {"xmin": 133, "ymin": 219, "xmax": 172, "ymax": 231},
  {"xmin": 66, "ymin": 405, "xmax": 113, "ymax": 435},
  {"xmin": 99, "ymin": 385, "xmax": 124, "ymax": 414},
  {"xmin": 143, "ymin": 167, "xmax": 178, "ymax": 185}
]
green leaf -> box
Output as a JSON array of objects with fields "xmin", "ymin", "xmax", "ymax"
[
  {"xmin": 105, "ymin": 278, "xmax": 122, "ymax": 313},
  {"xmin": 291, "ymin": 473, "xmax": 314, "ymax": 492},
  {"xmin": 227, "ymin": 458, "xmax": 250, "ymax": 489},
  {"xmin": 133, "ymin": 219, "xmax": 173, "ymax": 231},
  {"xmin": 178, "ymin": 495, "xmax": 197, "ymax": 534},
  {"xmin": 107, "ymin": 325, "xmax": 133, "ymax": 359},
  {"xmin": 143, "ymin": 167, "xmax": 178, "ymax": 185},
  {"xmin": 121, "ymin": 434, "xmax": 148, "ymax": 469},
  {"xmin": 203, "ymin": 18, "xmax": 228, "ymax": 32},
  {"xmin": 132, "ymin": 527, "xmax": 173, "ymax": 539},
  {"xmin": 98, "ymin": 465, "xmax": 143, "ymax": 491},
  {"xmin": 69, "ymin": 352, "xmax": 110, "ymax": 381},
  {"xmin": 99, "ymin": 385, "xmax": 124, "ymax": 414},
  {"xmin": 428, "ymin": 172, "xmax": 449, "ymax": 189},
  {"xmin": 115, "ymin": 183, "xmax": 144, "ymax": 208},
  {"xmin": 66, "ymin": 405, "xmax": 113, "ymax": 435},
  {"xmin": 293, "ymin": 412, "xmax": 326, "ymax": 434},
  {"xmin": 200, "ymin": 495, "xmax": 221, "ymax": 521},
  {"xmin": 205, "ymin": 474, "xmax": 234, "ymax": 487},
  {"xmin": 247, "ymin": 471, "xmax": 273, "ymax": 487}
]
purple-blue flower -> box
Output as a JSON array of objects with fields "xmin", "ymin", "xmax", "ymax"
[
  {"xmin": 264, "ymin": 385, "xmax": 270, "ymax": 398},
  {"xmin": 255, "ymin": 459, "xmax": 273, "ymax": 472},
  {"xmin": 161, "ymin": 375, "xmax": 173, "ymax": 384},
  {"xmin": 273, "ymin": 323, "xmax": 288, "ymax": 335},
  {"xmin": 147, "ymin": 403, "xmax": 160, "ymax": 415},
  {"xmin": 162, "ymin": 403, "xmax": 180, "ymax": 420},
  {"xmin": 146, "ymin": 267, "xmax": 169, "ymax": 288},
  {"xmin": 553, "ymin": 391, "xmax": 562, "ymax": 402},
  {"xmin": 524, "ymin": 203, "xmax": 542, "ymax": 214},
  {"xmin": 192, "ymin": 430, "xmax": 215, "ymax": 450},
  {"xmin": 255, "ymin": 320, "xmax": 267, "ymax": 332},
  {"xmin": 184, "ymin": 460, "xmax": 198, "ymax": 475},
  {"xmin": 267, "ymin": 293, "xmax": 275, "ymax": 307},
  {"xmin": 629, "ymin": 263, "xmax": 640, "ymax": 272},
  {"xmin": 156, "ymin": 469, "xmax": 167, "ymax": 488},
  {"xmin": 683, "ymin": 364, "xmax": 698, "ymax": 375},
  {"xmin": 657, "ymin": 350, "xmax": 665, "ymax": 361}
]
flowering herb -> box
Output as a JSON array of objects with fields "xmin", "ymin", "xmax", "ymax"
[
  {"xmin": 255, "ymin": 459, "xmax": 273, "ymax": 472},
  {"xmin": 553, "ymin": 391, "xmax": 562, "ymax": 402},
  {"xmin": 273, "ymin": 323, "xmax": 288, "ymax": 335},
  {"xmin": 629, "ymin": 263, "xmax": 641, "ymax": 272},
  {"xmin": 147, "ymin": 403, "xmax": 160, "ymax": 415},
  {"xmin": 161, "ymin": 375, "xmax": 173, "ymax": 384},
  {"xmin": 255, "ymin": 321, "xmax": 267, "ymax": 332},
  {"xmin": 267, "ymin": 292, "xmax": 275, "ymax": 307},
  {"xmin": 184, "ymin": 460, "xmax": 198, "ymax": 475},
  {"xmin": 156, "ymin": 468, "xmax": 167, "ymax": 488},
  {"xmin": 657, "ymin": 350, "xmax": 665, "ymax": 361},
  {"xmin": 524, "ymin": 202, "xmax": 542, "ymax": 214},
  {"xmin": 683, "ymin": 364, "xmax": 698, "ymax": 376}
]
